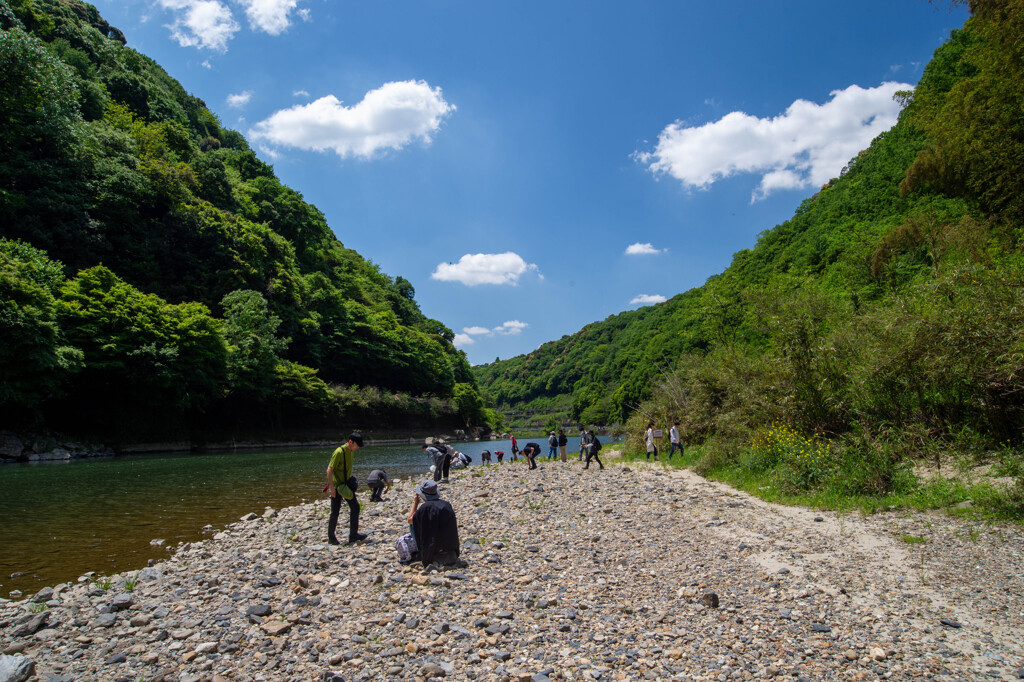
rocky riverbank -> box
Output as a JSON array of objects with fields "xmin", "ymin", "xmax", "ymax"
[{"xmin": 1, "ymin": 454, "xmax": 1022, "ymax": 681}]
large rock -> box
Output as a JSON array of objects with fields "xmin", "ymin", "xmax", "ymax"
[
  {"xmin": 0, "ymin": 655, "xmax": 35, "ymax": 682},
  {"xmin": 0, "ymin": 433, "xmax": 22, "ymax": 459}
]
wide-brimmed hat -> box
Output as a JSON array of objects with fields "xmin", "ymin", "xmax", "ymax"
[{"xmin": 416, "ymin": 480, "xmax": 440, "ymax": 501}]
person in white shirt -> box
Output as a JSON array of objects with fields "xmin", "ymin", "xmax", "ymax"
[
  {"xmin": 669, "ymin": 420, "xmax": 683, "ymax": 459},
  {"xmin": 645, "ymin": 422, "xmax": 658, "ymax": 461}
]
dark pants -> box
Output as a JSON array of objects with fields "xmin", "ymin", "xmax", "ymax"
[
  {"xmin": 328, "ymin": 493, "xmax": 360, "ymax": 543},
  {"xmin": 433, "ymin": 453, "xmax": 451, "ymax": 481},
  {"xmin": 369, "ymin": 484, "xmax": 385, "ymax": 500},
  {"xmin": 526, "ymin": 452, "xmax": 537, "ymax": 469},
  {"xmin": 584, "ymin": 449, "xmax": 603, "ymax": 469},
  {"xmin": 646, "ymin": 446, "xmax": 658, "ymax": 461},
  {"xmin": 669, "ymin": 442, "xmax": 684, "ymax": 458}
]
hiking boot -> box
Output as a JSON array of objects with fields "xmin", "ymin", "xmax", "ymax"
[{"xmin": 347, "ymin": 533, "xmax": 367, "ymax": 544}]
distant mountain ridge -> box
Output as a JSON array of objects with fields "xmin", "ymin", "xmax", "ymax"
[{"xmin": 475, "ymin": 2, "xmax": 1024, "ymax": 468}]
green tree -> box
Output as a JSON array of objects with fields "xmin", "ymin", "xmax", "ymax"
[
  {"xmin": 221, "ymin": 289, "xmax": 289, "ymax": 397},
  {"xmin": 0, "ymin": 239, "xmax": 81, "ymax": 416}
]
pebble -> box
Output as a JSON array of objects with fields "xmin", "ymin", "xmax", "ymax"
[{"xmin": 0, "ymin": 456, "xmax": 1021, "ymax": 681}]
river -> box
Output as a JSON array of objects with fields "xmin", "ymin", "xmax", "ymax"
[{"xmin": 0, "ymin": 435, "xmax": 620, "ymax": 596}]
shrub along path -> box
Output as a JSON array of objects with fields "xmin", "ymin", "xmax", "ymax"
[{"xmin": 0, "ymin": 455, "xmax": 1021, "ymax": 681}]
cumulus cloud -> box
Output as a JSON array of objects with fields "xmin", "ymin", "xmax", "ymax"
[
  {"xmin": 226, "ymin": 90, "xmax": 253, "ymax": 108},
  {"xmin": 630, "ymin": 294, "xmax": 667, "ymax": 305},
  {"xmin": 636, "ymin": 82, "xmax": 911, "ymax": 201},
  {"xmin": 249, "ymin": 80, "xmax": 455, "ymax": 159},
  {"xmin": 494, "ymin": 320, "xmax": 527, "ymax": 335},
  {"xmin": 625, "ymin": 242, "xmax": 666, "ymax": 255},
  {"xmin": 158, "ymin": 0, "xmax": 238, "ymax": 51},
  {"xmin": 431, "ymin": 252, "xmax": 540, "ymax": 286},
  {"xmin": 453, "ymin": 333, "xmax": 474, "ymax": 347},
  {"xmin": 463, "ymin": 326, "xmax": 492, "ymax": 336},
  {"xmin": 238, "ymin": 0, "xmax": 304, "ymax": 34}
]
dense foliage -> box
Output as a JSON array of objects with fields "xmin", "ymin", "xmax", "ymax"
[
  {"xmin": 476, "ymin": 1, "xmax": 1024, "ymax": 506},
  {"xmin": 0, "ymin": 0, "xmax": 481, "ymax": 441}
]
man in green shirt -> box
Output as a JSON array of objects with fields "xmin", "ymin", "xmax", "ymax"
[{"xmin": 326, "ymin": 433, "xmax": 366, "ymax": 545}]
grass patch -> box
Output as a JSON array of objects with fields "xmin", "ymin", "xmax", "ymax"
[{"xmin": 901, "ymin": 535, "xmax": 928, "ymax": 544}]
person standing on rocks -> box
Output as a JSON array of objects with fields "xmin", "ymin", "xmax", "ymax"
[
  {"xmin": 584, "ymin": 430, "xmax": 604, "ymax": 470},
  {"xmin": 522, "ymin": 441, "xmax": 541, "ymax": 469},
  {"xmin": 510, "ymin": 435, "xmax": 519, "ymax": 461},
  {"xmin": 578, "ymin": 426, "xmax": 589, "ymax": 461},
  {"xmin": 668, "ymin": 421, "xmax": 683, "ymax": 459},
  {"xmin": 547, "ymin": 432, "xmax": 559, "ymax": 460},
  {"xmin": 557, "ymin": 429, "xmax": 568, "ymax": 462},
  {"xmin": 645, "ymin": 421, "xmax": 658, "ymax": 461},
  {"xmin": 326, "ymin": 433, "xmax": 366, "ymax": 545}
]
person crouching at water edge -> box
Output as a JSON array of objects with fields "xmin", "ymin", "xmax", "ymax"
[
  {"xmin": 367, "ymin": 468, "xmax": 391, "ymax": 501},
  {"xmin": 325, "ymin": 432, "xmax": 367, "ymax": 545}
]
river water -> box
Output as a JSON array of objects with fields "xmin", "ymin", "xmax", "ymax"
[{"xmin": 0, "ymin": 435, "xmax": 620, "ymax": 596}]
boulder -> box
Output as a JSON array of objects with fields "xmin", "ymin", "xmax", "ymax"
[
  {"xmin": 0, "ymin": 655, "xmax": 35, "ymax": 682},
  {"xmin": 0, "ymin": 433, "xmax": 23, "ymax": 459}
]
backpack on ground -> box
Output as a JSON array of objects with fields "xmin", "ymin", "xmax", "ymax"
[{"xmin": 396, "ymin": 532, "xmax": 419, "ymax": 563}]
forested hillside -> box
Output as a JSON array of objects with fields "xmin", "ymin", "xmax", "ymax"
[
  {"xmin": 476, "ymin": 0, "xmax": 1024, "ymax": 505},
  {"xmin": 0, "ymin": 0, "xmax": 485, "ymax": 442}
]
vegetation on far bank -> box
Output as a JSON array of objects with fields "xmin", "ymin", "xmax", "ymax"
[
  {"xmin": 477, "ymin": 1, "xmax": 1024, "ymax": 517},
  {"xmin": 0, "ymin": 0, "xmax": 498, "ymax": 443}
]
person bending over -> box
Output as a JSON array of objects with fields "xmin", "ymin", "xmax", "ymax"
[{"xmin": 367, "ymin": 469, "xmax": 391, "ymax": 501}]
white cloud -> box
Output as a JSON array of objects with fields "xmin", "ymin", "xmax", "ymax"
[
  {"xmin": 238, "ymin": 0, "xmax": 303, "ymax": 35},
  {"xmin": 226, "ymin": 90, "xmax": 253, "ymax": 108},
  {"xmin": 630, "ymin": 294, "xmax": 667, "ymax": 305},
  {"xmin": 453, "ymin": 333, "xmax": 474, "ymax": 347},
  {"xmin": 249, "ymin": 80, "xmax": 455, "ymax": 159},
  {"xmin": 293, "ymin": 89, "xmax": 310, "ymax": 98},
  {"xmin": 463, "ymin": 326, "xmax": 492, "ymax": 336},
  {"xmin": 494, "ymin": 320, "xmax": 527, "ymax": 335},
  {"xmin": 636, "ymin": 82, "xmax": 911, "ymax": 201},
  {"xmin": 158, "ymin": 0, "xmax": 239, "ymax": 51},
  {"xmin": 431, "ymin": 252, "xmax": 539, "ymax": 286},
  {"xmin": 625, "ymin": 242, "xmax": 666, "ymax": 255}
]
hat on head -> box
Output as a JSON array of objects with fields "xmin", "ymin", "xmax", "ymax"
[
  {"xmin": 416, "ymin": 480, "xmax": 440, "ymax": 501},
  {"xmin": 348, "ymin": 432, "xmax": 364, "ymax": 447}
]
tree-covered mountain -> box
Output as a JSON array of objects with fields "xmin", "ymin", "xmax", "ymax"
[
  {"xmin": 476, "ymin": 0, "xmax": 1023, "ymax": 501},
  {"xmin": 1, "ymin": 0, "xmax": 484, "ymax": 442}
]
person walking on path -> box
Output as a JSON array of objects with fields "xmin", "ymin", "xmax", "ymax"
[
  {"xmin": 669, "ymin": 421, "xmax": 684, "ymax": 459},
  {"xmin": 326, "ymin": 433, "xmax": 366, "ymax": 545},
  {"xmin": 557, "ymin": 429, "xmax": 568, "ymax": 462},
  {"xmin": 522, "ymin": 442, "xmax": 541, "ymax": 469},
  {"xmin": 547, "ymin": 432, "xmax": 558, "ymax": 460},
  {"xmin": 645, "ymin": 421, "xmax": 658, "ymax": 461},
  {"xmin": 583, "ymin": 430, "xmax": 604, "ymax": 470},
  {"xmin": 367, "ymin": 469, "xmax": 391, "ymax": 501}
]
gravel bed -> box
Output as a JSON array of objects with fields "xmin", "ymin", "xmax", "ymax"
[{"xmin": 1, "ymin": 454, "xmax": 1021, "ymax": 681}]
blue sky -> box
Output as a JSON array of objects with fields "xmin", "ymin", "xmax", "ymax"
[{"xmin": 91, "ymin": 0, "xmax": 969, "ymax": 365}]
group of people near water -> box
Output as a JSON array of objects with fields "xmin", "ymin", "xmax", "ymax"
[{"xmin": 323, "ymin": 427, "xmax": 609, "ymax": 567}]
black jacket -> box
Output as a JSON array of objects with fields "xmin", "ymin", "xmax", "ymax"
[{"xmin": 412, "ymin": 500, "xmax": 460, "ymax": 566}]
